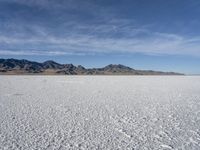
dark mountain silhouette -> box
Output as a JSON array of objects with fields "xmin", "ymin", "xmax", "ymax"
[
  {"xmin": 42, "ymin": 60, "xmax": 63, "ymax": 69},
  {"xmin": 0, "ymin": 58, "xmax": 184, "ymax": 75}
]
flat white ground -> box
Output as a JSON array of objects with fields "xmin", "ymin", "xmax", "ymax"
[{"xmin": 0, "ymin": 76, "xmax": 200, "ymax": 150}]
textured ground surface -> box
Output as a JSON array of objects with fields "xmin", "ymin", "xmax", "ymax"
[{"xmin": 0, "ymin": 76, "xmax": 200, "ymax": 150}]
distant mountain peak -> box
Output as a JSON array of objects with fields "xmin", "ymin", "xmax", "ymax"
[
  {"xmin": 0, "ymin": 58, "xmax": 184, "ymax": 75},
  {"xmin": 77, "ymin": 65, "xmax": 85, "ymax": 70},
  {"xmin": 43, "ymin": 60, "xmax": 58, "ymax": 64},
  {"xmin": 104, "ymin": 64, "xmax": 132, "ymax": 69},
  {"xmin": 42, "ymin": 60, "xmax": 63, "ymax": 69}
]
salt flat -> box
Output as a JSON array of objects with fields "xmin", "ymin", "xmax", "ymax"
[{"xmin": 0, "ymin": 76, "xmax": 200, "ymax": 150}]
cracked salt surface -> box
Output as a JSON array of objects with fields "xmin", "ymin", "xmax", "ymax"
[{"xmin": 0, "ymin": 76, "xmax": 200, "ymax": 150}]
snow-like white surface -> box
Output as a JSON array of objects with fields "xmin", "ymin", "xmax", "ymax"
[{"xmin": 0, "ymin": 76, "xmax": 200, "ymax": 150}]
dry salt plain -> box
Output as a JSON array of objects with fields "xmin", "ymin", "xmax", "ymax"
[{"xmin": 0, "ymin": 76, "xmax": 200, "ymax": 150}]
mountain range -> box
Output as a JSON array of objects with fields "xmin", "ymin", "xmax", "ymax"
[{"xmin": 0, "ymin": 58, "xmax": 184, "ymax": 75}]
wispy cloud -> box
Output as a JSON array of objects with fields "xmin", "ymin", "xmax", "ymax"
[
  {"xmin": 0, "ymin": 49, "xmax": 87, "ymax": 56},
  {"xmin": 1, "ymin": 0, "xmax": 200, "ymax": 57},
  {"xmin": 1, "ymin": 25, "xmax": 200, "ymax": 57}
]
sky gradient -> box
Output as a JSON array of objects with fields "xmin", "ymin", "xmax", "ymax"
[{"xmin": 0, "ymin": 0, "xmax": 200, "ymax": 74}]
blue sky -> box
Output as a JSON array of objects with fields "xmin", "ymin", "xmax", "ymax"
[{"xmin": 0, "ymin": 0, "xmax": 200, "ymax": 74}]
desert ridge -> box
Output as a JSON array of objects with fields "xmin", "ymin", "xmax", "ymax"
[{"xmin": 0, "ymin": 58, "xmax": 184, "ymax": 75}]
